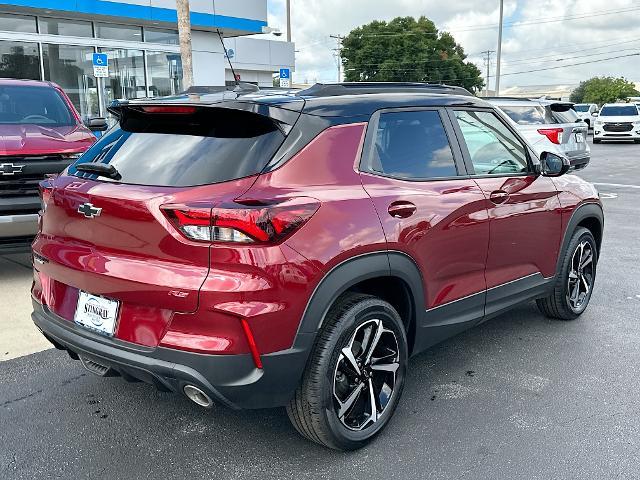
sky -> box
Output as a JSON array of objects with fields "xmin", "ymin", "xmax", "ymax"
[{"xmin": 258, "ymin": 0, "xmax": 640, "ymax": 89}]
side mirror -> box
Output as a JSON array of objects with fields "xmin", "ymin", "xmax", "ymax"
[
  {"xmin": 591, "ymin": 112, "xmax": 599, "ymax": 117},
  {"xmin": 85, "ymin": 117, "xmax": 108, "ymax": 132},
  {"xmin": 540, "ymin": 152, "xmax": 571, "ymax": 177}
]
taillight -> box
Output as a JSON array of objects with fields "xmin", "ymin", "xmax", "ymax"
[
  {"xmin": 537, "ymin": 128, "xmax": 563, "ymax": 145},
  {"xmin": 162, "ymin": 198, "xmax": 320, "ymax": 244}
]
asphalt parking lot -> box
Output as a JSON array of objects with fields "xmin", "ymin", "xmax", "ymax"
[{"xmin": 1, "ymin": 139, "xmax": 640, "ymax": 479}]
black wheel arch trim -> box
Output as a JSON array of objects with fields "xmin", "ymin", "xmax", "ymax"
[
  {"xmin": 295, "ymin": 250, "xmax": 425, "ymax": 337},
  {"xmin": 556, "ymin": 202, "xmax": 603, "ymax": 275}
]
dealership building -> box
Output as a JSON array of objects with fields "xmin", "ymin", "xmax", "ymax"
[{"xmin": 0, "ymin": 0, "xmax": 295, "ymax": 121}]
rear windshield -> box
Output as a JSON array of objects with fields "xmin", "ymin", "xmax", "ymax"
[
  {"xmin": 499, "ymin": 105, "xmax": 556, "ymax": 125},
  {"xmin": 0, "ymin": 85, "xmax": 75, "ymax": 126},
  {"xmin": 599, "ymin": 105, "xmax": 638, "ymax": 116},
  {"xmin": 574, "ymin": 104, "xmax": 590, "ymax": 112},
  {"xmin": 553, "ymin": 108, "xmax": 580, "ymax": 123},
  {"xmin": 69, "ymin": 107, "xmax": 285, "ymax": 187}
]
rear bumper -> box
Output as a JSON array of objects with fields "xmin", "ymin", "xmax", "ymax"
[{"xmin": 32, "ymin": 299, "xmax": 314, "ymax": 409}]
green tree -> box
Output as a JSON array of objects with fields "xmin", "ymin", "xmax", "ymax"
[
  {"xmin": 569, "ymin": 81, "xmax": 587, "ymax": 103},
  {"xmin": 341, "ymin": 16, "xmax": 484, "ymax": 93},
  {"xmin": 571, "ymin": 76, "xmax": 639, "ymax": 105}
]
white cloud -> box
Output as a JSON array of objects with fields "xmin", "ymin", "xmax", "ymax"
[{"xmin": 262, "ymin": 0, "xmax": 640, "ymax": 89}]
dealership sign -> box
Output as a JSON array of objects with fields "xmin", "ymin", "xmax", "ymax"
[{"xmin": 92, "ymin": 53, "xmax": 109, "ymax": 78}]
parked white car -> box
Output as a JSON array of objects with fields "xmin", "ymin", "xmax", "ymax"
[
  {"xmin": 573, "ymin": 103, "xmax": 599, "ymax": 129},
  {"xmin": 593, "ymin": 103, "xmax": 640, "ymax": 144},
  {"xmin": 488, "ymin": 98, "xmax": 590, "ymax": 170}
]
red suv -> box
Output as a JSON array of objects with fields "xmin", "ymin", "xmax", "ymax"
[
  {"xmin": 31, "ymin": 83, "xmax": 603, "ymax": 450},
  {"xmin": 0, "ymin": 79, "xmax": 106, "ymax": 252}
]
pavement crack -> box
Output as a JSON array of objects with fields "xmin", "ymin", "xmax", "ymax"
[{"xmin": 1, "ymin": 389, "xmax": 43, "ymax": 408}]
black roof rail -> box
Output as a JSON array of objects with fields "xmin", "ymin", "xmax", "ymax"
[{"xmin": 297, "ymin": 82, "xmax": 473, "ymax": 97}]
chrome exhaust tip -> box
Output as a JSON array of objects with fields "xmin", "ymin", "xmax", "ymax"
[{"xmin": 183, "ymin": 385, "xmax": 213, "ymax": 408}]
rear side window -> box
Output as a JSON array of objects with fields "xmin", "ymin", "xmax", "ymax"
[
  {"xmin": 70, "ymin": 108, "xmax": 285, "ymax": 187},
  {"xmin": 499, "ymin": 105, "xmax": 556, "ymax": 125},
  {"xmin": 368, "ymin": 110, "xmax": 458, "ymax": 180},
  {"xmin": 0, "ymin": 85, "xmax": 74, "ymax": 126},
  {"xmin": 454, "ymin": 110, "xmax": 528, "ymax": 176}
]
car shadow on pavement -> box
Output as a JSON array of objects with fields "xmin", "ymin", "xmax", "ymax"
[{"xmin": 2, "ymin": 299, "xmax": 606, "ymax": 479}]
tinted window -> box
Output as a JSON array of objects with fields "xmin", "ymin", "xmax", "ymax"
[
  {"xmin": 369, "ymin": 110, "xmax": 457, "ymax": 179},
  {"xmin": 95, "ymin": 23, "xmax": 143, "ymax": 41},
  {"xmin": 39, "ymin": 17, "xmax": 93, "ymax": 37},
  {"xmin": 499, "ymin": 105, "xmax": 556, "ymax": 125},
  {"xmin": 454, "ymin": 110, "xmax": 528, "ymax": 175},
  {"xmin": 145, "ymin": 28, "xmax": 179, "ymax": 45},
  {"xmin": 0, "ymin": 13, "xmax": 36, "ymax": 33},
  {"xmin": 599, "ymin": 105, "xmax": 638, "ymax": 116},
  {"xmin": 0, "ymin": 85, "xmax": 75, "ymax": 126},
  {"xmin": 70, "ymin": 108, "xmax": 285, "ymax": 187},
  {"xmin": 574, "ymin": 104, "xmax": 589, "ymax": 112},
  {"xmin": 0, "ymin": 40, "xmax": 40, "ymax": 80},
  {"xmin": 553, "ymin": 108, "xmax": 579, "ymax": 123}
]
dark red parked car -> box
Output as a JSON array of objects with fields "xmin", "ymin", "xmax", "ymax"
[
  {"xmin": 0, "ymin": 79, "xmax": 106, "ymax": 252},
  {"xmin": 31, "ymin": 83, "xmax": 603, "ymax": 450}
]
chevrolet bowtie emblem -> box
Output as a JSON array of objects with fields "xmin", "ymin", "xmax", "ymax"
[
  {"xmin": 77, "ymin": 202, "xmax": 102, "ymax": 219},
  {"xmin": 0, "ymin": 163, "xmax": 24, "ymax": 176}
]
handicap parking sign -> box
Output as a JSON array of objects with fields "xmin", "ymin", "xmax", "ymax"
[
  {"xmin": 92, "ymin": 53, "xmax": 109, "ymax": 77},
  {"xmin": 279, "ymin": 68, "xmax": 291, "ymax": 88}
]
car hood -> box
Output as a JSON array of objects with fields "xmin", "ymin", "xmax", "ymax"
[
  {"xmin": 0, "ymin": 123, "xmax": 96, "ymax": 156},
  {"xmin": 596, "ymin": 116, "xmax": 640, "ymax": 122}
]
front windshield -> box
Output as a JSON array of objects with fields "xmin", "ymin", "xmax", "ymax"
[
  {"xmin": 574, "ymin": 105, "xmax": 589, "ymax": 112},
  {"xmin": 599, "ymin": 105, "xmax": 638, "ymax": 116},
  {"xmin": 0, "ymin": 85, "xmax": 75, "ymax": 126}
]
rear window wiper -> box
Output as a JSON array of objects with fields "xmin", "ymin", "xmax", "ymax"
[{"xmin": 76, "ymin": 163, "xmax": 122, "ymax": 181}]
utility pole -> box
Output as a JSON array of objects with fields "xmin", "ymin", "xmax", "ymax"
[
  {"xmin": 495, "ymin": 0, "xmax": 504, "ymax": 96},
  {"xmin": 286, "ymin": 0, "xmax": 291, "ymax": 43},
  {"xmin": 481, "ymin": 50, "xmax": 495, "ymax": 97},
  {"xmin": 176, "ymin": 0, "xmax": 194, "ymax": 89},
  {"xmin": 330, "ymin": 34, "xmax": 344, "ymax": 82}
]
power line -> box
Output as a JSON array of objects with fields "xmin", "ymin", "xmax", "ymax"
[
  {"xmin": 339, "ymin": 6, "xmax": 640, "ymax": 38},
  {"xmin": 344, "ymin": 52, "xmax": 640, "ymax": 81},
  {"xmin": 500, "ymin": 52, "xmax": 640, "ymax": 76}
]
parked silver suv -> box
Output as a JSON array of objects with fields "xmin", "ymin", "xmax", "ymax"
[{"xmin": 488, "ymin": 98, "xmax": 590, "ymax": 170}]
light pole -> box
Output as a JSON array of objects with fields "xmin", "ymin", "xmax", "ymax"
[
  {"xmin": 286, "ymin": 0, "xmax": 291, "ymax": 43},
  {"xmin": 495, "ymin": 0, "xmax": 504, "ymax": 96}
]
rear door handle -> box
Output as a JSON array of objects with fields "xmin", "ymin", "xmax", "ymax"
[
  {"xmin": 388, "ymin": 201, "xmax": 417, "ymax": 218},
  {"xmin": 489, "ymin": 190, "xmax": 509, "ymax": 205}
]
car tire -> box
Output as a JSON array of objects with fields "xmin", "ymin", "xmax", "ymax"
[
  {"xmin": 286, "ymin": 293, "xmax": 408, "ymax": 451},
  {"xmin": 536, "ymin": 227, "xmax": 598, "ymax": 321},
  {"xmin": 593, "ymin": 139, "xmax": 601, "ymax": 144},
  {"xmin": 634, "ymin": 139, "xmax": 640, "ymax": 144}
]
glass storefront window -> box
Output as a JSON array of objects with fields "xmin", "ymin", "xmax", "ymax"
[
  {"xmin": 99, "ymin": 48, "xmax": 146, "ymax": 105},
  {"xmin": 146, "ymin": 51, "xmax": 183, "ymax": 97},
  {"xmin": 144, "ymin": 28, "xmax": 179, "ymax": 45},
  {"xmin": 39, "ymin": 18, "xmax": 93, "ymax": 37},
  {"xmin": 42, "ymin": 44, "xmax": 99, "ymax": 122},
  {"xmin": 95, "ymin": 23, "xmax": 143, "ymax": 42},
  {"xmin": 0, "ymin": 40, "xmax": 40, "ymax": 80},
  {"xmin": 0, "ymin": 13, "xmax": 37, "ymax": 33}
]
